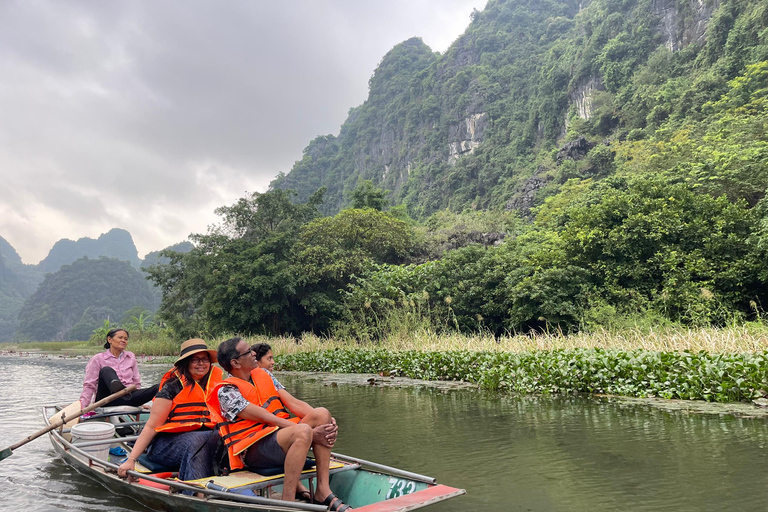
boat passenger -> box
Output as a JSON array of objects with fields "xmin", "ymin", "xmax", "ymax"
[
  {"xmin": 253, "ymin": 342, "xmax": 338, "ymax": 503},
  {"xmin": 207, "ymin": 337, "xmax": 350, "ymax": 510},
  {"xmin": 117, "ymin": 338, "xmax": 224, "ymax": 483},
  {"xmin": 79, "ymin": 328, "xmax": 159, "ymax": 409},
  {"xmin": 253, "ymin": 342, "xmax": 338, "ymax": 438}
]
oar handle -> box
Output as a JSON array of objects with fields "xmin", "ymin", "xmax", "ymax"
[{"xmin": 8, "ymin": 384, "xmax": 138, "ymax": 451}]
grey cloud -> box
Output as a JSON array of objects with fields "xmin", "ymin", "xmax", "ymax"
[{"xmin": 0, "ymin": 0, "xmax": 485, "ymax": 263}]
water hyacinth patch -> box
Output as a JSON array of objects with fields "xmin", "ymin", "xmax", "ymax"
[{"xmin": 276, "ymin": 348, "xmax": 768, "ymax": 403}]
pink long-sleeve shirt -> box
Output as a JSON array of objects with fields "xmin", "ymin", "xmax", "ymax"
[{"xmin": 79, "ymin": 350, "xmax": 142, "ymax": 408}]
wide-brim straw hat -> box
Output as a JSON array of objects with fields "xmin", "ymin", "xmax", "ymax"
[{"xmin": 175, "ymin": 338, "xmax": 218, "ymax": 364}]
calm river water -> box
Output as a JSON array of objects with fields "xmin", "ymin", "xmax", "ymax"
[{"xmin": 1, "ymin": 355, "xmax": 768, "ymax": 511}]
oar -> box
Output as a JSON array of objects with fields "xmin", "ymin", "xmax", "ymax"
[{"xmin": 0, "ymin": 384, "xmax": 137, "ymax": 461}]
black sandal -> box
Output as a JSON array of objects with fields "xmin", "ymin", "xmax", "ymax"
[
  {"xmin": 296, "ymin": 490, "xmax": 312, "ymax": 503},
  {"xmin": 314, "ymin": 492, "xmax": 351, "ymax": 511}
]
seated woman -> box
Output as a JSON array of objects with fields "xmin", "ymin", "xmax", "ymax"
[
  {"xmin": 117, "ymin": 338, "xmax": 224, "ymax": 482},
  {"xmin": 253, "ymin": 342, "xmax": 338, "ymax": 504},
  {"xmin": 253, "ymin": 343, "xmax": 338, "ymax": 436},
  {"xmin": 79, "ymin": 328, "xmax": 159, "ymax": 409}
]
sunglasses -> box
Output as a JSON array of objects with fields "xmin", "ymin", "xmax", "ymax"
[
  {"xmin": 234, "ymin": 348, "xmax": 254, "ymax": 360},
  {"xmin": 190, "ymin": 357, "xmax": 210, "ymax": 365}
]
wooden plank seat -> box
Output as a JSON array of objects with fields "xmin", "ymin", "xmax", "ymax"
[
  {"xmin": 130, "ymin": 455, "xmax": 314, "ymax": 477},
  {"xmin": 185, "ymin": 459, "xmax": 358, "ymax": 495}
]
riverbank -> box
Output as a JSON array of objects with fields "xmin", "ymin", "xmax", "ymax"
[{"xmin": 3, "ymin": 324, "xmax": 767, "ymax": 405}]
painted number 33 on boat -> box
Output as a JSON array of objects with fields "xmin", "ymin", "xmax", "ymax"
[{"xmin": 387, "ymin": 477, "xmax": 417, "ymax": 499}]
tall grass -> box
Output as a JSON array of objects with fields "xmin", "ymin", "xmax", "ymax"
[
  {"xmin": 241, "ymin": 323, "xmax": 768, "ymax": 356},
  {"xmin": 3, "ymin": 323, "xmax": 767, "ymax": 357}
]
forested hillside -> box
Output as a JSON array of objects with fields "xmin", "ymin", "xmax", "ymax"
[
  {"xmin": 0, "ymin": 233, "xmax": 189, "ymax": 342},
  {"xmin": 149, "ymin": 0, "xmax": 768, "ymax": 339},
  {"xmin": 0, "ymin": 236, "xmax": 43, "ymax": 341},
  {"xmin": 14, "ymin": 257, "xmax": 158, "ymax": 341},
  {"xmin": 272, "ymin": 0, "xmax": 767, "ymax": 218}
]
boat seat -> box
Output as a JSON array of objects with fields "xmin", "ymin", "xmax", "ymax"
[
  {"xmin": 189, "ymin": 458, "xmax": 357, "ymax": 493},
  {"xmin": 97, "ymin": 406, "xmax": 145, "ymax": 436},
  {"xmin": 96, "ymin": 406, "xmax": 144, "ymax": 416}
]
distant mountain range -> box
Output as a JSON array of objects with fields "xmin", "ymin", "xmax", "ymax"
[
  {"xmin": 0, "ymin": 229, "xmax": 192, "ymax": 342},
  {"xmin": 38, "ymin": 228, "xmax": 141, "ymax": 273}
]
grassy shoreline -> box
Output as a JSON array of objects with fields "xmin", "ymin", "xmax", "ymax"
[{"xmin": 3, "ymin": 325, "xmax": 767, "ymax": 403}]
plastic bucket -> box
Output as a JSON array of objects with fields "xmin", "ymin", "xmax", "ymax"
[{"xmin": 71, "ymin": 422, "xmax": 116, "ymax": 464}]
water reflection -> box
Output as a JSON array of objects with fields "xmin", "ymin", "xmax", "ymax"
[{"xmin": 1, "ymin": 357, "xmax": 767, "ymax": 511}]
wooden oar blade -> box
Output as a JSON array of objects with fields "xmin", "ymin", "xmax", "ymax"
[
  {"xmin": 0, "ymin": 447, "xmax": 12, "ymax": 461},
  {"xmin": 47, "ymin": 400, "xmax": 81, "ymax": 441}
]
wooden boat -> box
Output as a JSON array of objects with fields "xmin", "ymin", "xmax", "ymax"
[{"xmin": 43, "ymin": 404, "xmax": 465, "ymax": 512}]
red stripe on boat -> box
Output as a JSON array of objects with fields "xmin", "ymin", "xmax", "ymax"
[{"xmin": 356, "ymin": 485, "xmax": 466, "ymax": 512}]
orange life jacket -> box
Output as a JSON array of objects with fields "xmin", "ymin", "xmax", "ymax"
[
  {"xmin": 154, "ymin": 365, "xmax": 224, "ymax": 433},
  {"xmin": 206, "ymin": 368, "xmax": 299, "ymax": 470}
]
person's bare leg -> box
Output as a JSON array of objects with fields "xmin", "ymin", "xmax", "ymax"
[
  {"xmin": 297, "ymin": 407, "xmax": 336, "ymax": 500},
  {"xmin": 311, "ymin": 440, "xmax": 333, "ymax": 501},
  {"xmin": 299, "ymin": 407, "xmax": 337, "ymax": 501},
  {"xmin": 275, "ymin": 424, "xmax": 312, "ymax": 501}
]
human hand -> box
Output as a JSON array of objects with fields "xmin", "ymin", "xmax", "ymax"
[
  {"xmin": 117, "ymin": 457, "xmax": 136, "ymax": 478},
  {"xmin": 312, "ymin": 423, "xmax": 338, "ymax": 447}
]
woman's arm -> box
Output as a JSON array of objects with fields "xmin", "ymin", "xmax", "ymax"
[
  {"xmin": 128, "ymin": 352, "xmax": 142, "ymax": 388},
  {"xmin": 117, "ymin": 398, "xmax": 173, "ymax": 477},
  {"xmin": 236, "ymin": 402, "xmax": 301, "ymax": 429},
  {"xmin": 79, "ymin": 355, "xmax": 102, "ymax": 409},
  {"xmin": 278, "ymin": 389, "xmax": 313, "ymax": 418}
]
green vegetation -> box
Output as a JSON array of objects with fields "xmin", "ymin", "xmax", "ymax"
[
  {"xmin": 277, "ymin": 347, "xmax": 768, "ymax": 403},
  {"xmin": 15, "ymin": 257, "xmax": 158, "ymax": 341},
  {"xmin": 270, "ymin": 0, "xmax": 768, "ymax": 218},
  {"xmin": 7, "ymin": 0, "xmax": 768, "ymax": 405},
  {"xmin": 148, "ymin": 59, "xmax": 768, "ymax": 338},
  {"xmin": 6, "ymin": 325, "xmax": 768, "ymax": 404}
]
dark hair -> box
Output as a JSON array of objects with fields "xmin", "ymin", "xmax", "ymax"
[
  {"xmin": 104, "ymin": 328, "xmax": 129, "ymax": 349},
  {"xmin": 174, "ymin": 353, "xmax": 213, "ymax": 389},
  {"xmin": 251, "ymin": 343, "xmax": 271, "ymax": 362},
  {"xmin": 217, "ymin": 336, "xmax": 243, "ymax": 372}
]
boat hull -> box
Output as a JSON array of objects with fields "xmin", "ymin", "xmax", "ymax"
[{"xmin": 44, "ymin": 405, "xmax": 465, "ymax": 512}]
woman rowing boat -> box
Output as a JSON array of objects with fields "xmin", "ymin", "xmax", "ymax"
[{"xmin": 79, "ymin": 328, "xmax": 158, "ymax": 409}]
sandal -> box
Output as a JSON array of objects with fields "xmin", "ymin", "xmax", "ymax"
[
  {"xmin": 313, "ymin": 492, "xmax": 351, "ymax": 511},
  {"xmin": 296, "ymin": 490, "xmax": 312, "ymax": 503}
]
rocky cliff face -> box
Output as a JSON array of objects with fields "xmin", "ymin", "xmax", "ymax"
[
  {"xmin": 568, "ymin": 0, "xmax": 721, "ymax": 125},
  {"xmin": 653, "ymin": 0, "xmax": 721, "ymax": 51},
  {"xmin": 271, "ymin": 0, "xmax": 751, "ymax": 219},
  {"xmin": 569, "ymin": 77, "xmax": 604, "ymax": 120},
  {"xmin": 448, "ymin": 112, "xmax": 490, "ymax": 164}
]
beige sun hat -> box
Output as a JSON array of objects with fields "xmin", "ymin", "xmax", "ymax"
[{"xmin": 175, "ymin": 338, "xmax": 218, "ymax": 364}]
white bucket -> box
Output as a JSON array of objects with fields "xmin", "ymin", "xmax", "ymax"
[{"xmin": 71, "ymin": 422, "xmax": 116, "ymax": 464}]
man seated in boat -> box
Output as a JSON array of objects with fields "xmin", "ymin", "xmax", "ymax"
[{"xmin": 207, "ymin": 336, "xmax": 351, "ymax": 511}]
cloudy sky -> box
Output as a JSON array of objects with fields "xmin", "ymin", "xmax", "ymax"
[{"xmin": 0, "ymin": 0, "xmax": 485, "ymax": 264}]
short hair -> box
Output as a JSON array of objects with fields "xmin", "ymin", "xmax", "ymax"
[
  {"xmin": 217, "ymin": 336, "xmax": 243, "ymax": 372},
  {"xmin": 251, "ymin": 343, "xmax": 272, "ymax": 362}
]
